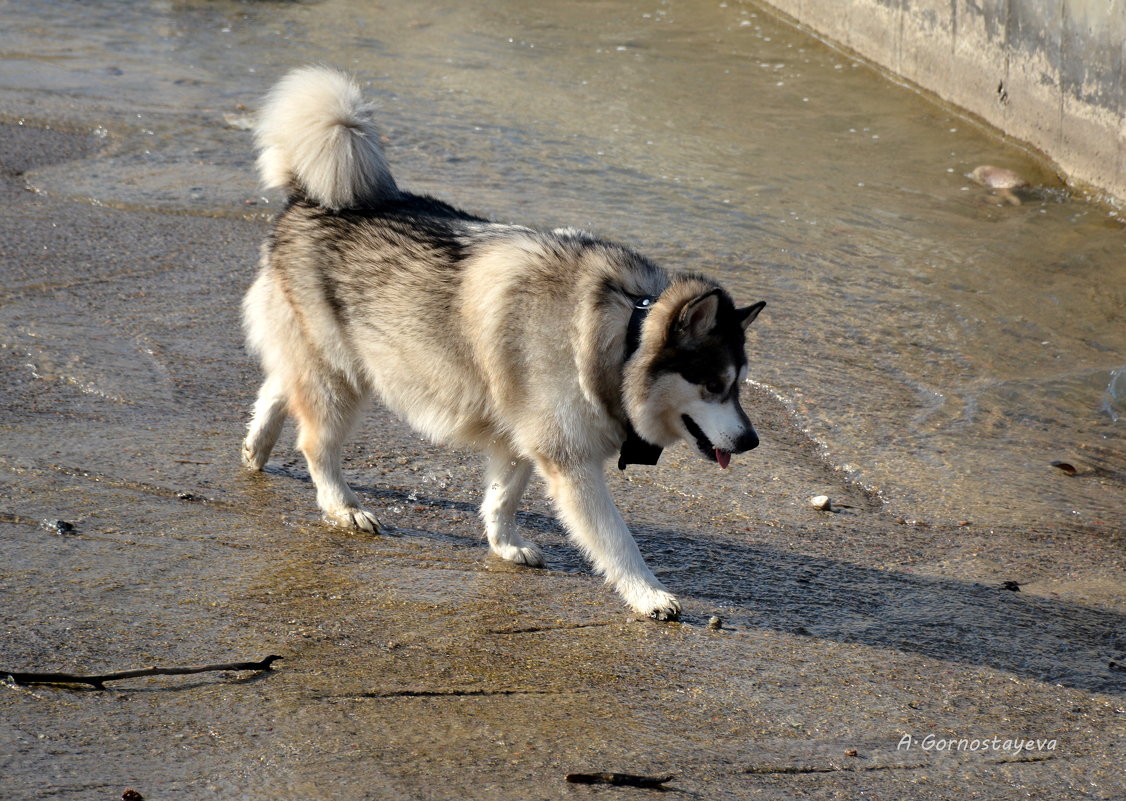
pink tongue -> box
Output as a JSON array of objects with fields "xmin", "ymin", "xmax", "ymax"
[{"xmin": 715, "ymin": 449, "xmax": 731, "ymax": 469}]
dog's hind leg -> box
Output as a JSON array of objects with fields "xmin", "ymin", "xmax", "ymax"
[
  {"xmin": 292, "ymin": 374, "xmax": 380, "ymax": 533},
  {"xmin": 481, "ymin": 446, "xmax": 543, "ymax": 566},
  {"xmin": 541, "ymin": 460, "xmax": 680, "ymax": 620},
  {"xmin": 243, "ymin": 373, "xmax": 289, "ymax": 471}
]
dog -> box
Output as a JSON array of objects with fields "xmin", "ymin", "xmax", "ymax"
[{"xmin": 241, "ymin": 67, "xmax": 765, "ymax": 619}]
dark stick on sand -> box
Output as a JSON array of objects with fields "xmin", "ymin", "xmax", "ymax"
[
  {"xmin": 2, "ymin": 655, "xmax": 283, "ymax": 689},
  {"xmin": 565, "ymin": 772, "xmax": 674, "ymax": 788}
]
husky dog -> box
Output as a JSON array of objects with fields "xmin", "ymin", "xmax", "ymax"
[{"xmin": 242, "ymin": 67, "xmax": 765, "ymax": 619}]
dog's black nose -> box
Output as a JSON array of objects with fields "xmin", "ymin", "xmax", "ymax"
[{"xmin": 735, "ymin": 428, "xmax": 759, "ymax": 453}]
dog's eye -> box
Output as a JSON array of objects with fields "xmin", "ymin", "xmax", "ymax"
[{"xmin": 704, "ymin": 379, "xmax": 726, "ymax": 395}]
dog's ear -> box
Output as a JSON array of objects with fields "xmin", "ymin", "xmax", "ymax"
[
  {"xmin": 676, "ymin": 289, "xmax": 721, "ymax": 340},
  {"xmin": 737, "ymin": 300, "xmax": 766, "ymax": 331}
]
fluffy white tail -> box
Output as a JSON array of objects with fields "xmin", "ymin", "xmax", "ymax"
[{"xmin": 255, "ymin": 66, "xmax": 398, "ymax": 210}]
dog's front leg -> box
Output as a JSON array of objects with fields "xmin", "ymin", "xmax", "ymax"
[{"xmin": 541, "ymin": 459, "xmax": 680, "ymax": 620}]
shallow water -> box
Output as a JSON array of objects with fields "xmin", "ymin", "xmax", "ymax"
[{"xmin": 1, "ymin": 0, "xmax": 1123, "ymax": 528}]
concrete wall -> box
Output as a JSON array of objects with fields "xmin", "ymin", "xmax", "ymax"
[{"xmin": 759, "ymin": 0, "xmax": 1126, "ymax": 203}]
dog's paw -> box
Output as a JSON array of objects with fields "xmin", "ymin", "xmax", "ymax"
[
  {"xmin": 647, "ymin": 600, "xmax": 681, "ymax": 622},
  {"xmin": 348, "ymin": 508, "xmax": 382, "ymax": 533},
  {"xmin": 624, "ymin": 584, "xmax": 681, "ymax": 622},
  {"xmin": 326, "ymin": 506, "xmax": 382, "ymax": 534},
  {"xmin": 241, "ymin": 443, "xmax": 267, "ymax": 472},
  {"xmin": 493, "ymin": 541, "xmax": 545, "ymax": 568}
]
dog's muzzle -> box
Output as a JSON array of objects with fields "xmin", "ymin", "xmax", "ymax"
[{"xmin": 682, "ymin": 414, "xmax": 758, "ymax": 469}]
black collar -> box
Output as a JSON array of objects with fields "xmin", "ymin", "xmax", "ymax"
[{"xmin": 618, "ymin": 295, "xmax": 664, "ymax": 470}]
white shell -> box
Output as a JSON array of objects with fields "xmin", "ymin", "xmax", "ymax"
[{"xmin": 970, "ymin": 165, "xmax": 1028, "ymax": 190}]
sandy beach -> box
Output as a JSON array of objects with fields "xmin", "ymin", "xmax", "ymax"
[{"xmin": 1, "ymin": 120, "xmax": 1123, "ymax": 800}]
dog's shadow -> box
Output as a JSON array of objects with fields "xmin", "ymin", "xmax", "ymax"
[
  {"xmin": 284, "ymin": 473, "xmax": 1124, "ymax": 695},
  {"xmin": 634, "ymin": 527, "xmax": 1125, "ymax": 695}
]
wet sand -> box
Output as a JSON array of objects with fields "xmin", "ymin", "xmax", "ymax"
[{"xmin": 1, "ymin": 122, "xmax": 1123, "ymax": 800}]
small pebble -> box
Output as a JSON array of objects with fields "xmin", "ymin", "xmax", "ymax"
[
  {"xmin": 707, "ymin": 616, "xmax": 723, "ymax": 630},
  {"xmin": 844, "ymin": 749, "xmax": 859, "ymax": 757},
  {"xmin": 40, "ymin": 519, "xmax": 76, "ymax": 535},
  {"xmin": 809, "ymin": 495, "xmax": 832, "ymax": 511},
  {"xmin": 222, "ymin": 112, "xmax": 255, "ymax": 131}
]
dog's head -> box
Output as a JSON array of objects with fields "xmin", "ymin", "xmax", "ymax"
[{"xmin": 623, "ymin": 277, "xmax": 765, "ymax": 468}]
